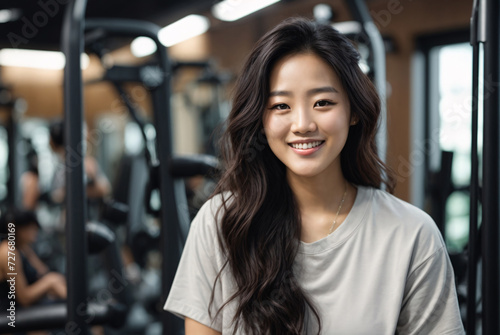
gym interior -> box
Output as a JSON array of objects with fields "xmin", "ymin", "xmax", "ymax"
[{"xmin": 0, "ymin": 0, "xmax": 498, "ymax": 334}]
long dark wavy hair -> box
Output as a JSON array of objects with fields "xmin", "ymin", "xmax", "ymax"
[{"xmin": 211, "ymin": 17, "xmax": 396, "ymax": 334}]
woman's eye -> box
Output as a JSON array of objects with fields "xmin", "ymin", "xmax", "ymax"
[
  {"xmin": 271, "ymin": 103, "xmax": 290, "ymax": 110},
  {"xmin": 315, "ymin": 100, "xmax": 334, "ymax": 107}
]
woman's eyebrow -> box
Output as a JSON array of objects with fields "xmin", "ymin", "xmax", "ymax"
[
  {"xmin": 307, "ymin": 86, "xmax": 339, "ymax": 95},
  {"xmin": 269, "ymin": 90, "xmax": 291, "ymax": 97},
  {"xmin": 269, "ymin": 86, "xmax": 339, "ymax": 97}
]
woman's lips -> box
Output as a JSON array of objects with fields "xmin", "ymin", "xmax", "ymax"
[{"xmin": 288, "ymin": 140, "xmax": 325, "ymax": 156}]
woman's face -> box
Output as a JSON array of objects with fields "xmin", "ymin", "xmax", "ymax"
[
  {"xmin": 17, "ymin": 223, "xmax": 39, "ymax": 245},
  {"xmin": 263, "ymin": 52, "xmax": 353, "ymax": 179}
]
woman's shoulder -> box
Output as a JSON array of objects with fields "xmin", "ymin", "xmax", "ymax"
[
  {"xmin": 0, "ymin": 240, "xmax": 11, "ymax": 260},
  {"xmin": 364, "ymin": 186, "xmax": 435, "ymax": 224},
  {"xmin": 357, "ymin": 186, "xmax": 447, "ymax": 272},
  {"xmin": 0, "ymin": 240, "xmax": 23, "ymax": 281},
  {"xmin": 190, "ymin": 191, "xmax": 233, "ymax": 234},
  {"xmin": 360, "ymin": 186, "xmax": 445, "ymax": 247},
  {"xmin": 197, "ymin": 191, "xmax": 232, "ymax": 219}
]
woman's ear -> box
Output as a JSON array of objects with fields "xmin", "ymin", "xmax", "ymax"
[{"xmin": 350, "ymin": 115, "xmax": 359, "ymax": 126}]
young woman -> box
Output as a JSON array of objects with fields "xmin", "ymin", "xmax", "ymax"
[
  {"xmin": 0, "ymin": 210, "xmax": 67, "ymax": 310},
  {"xmin": 164, "ymin": 18, "xmax": 464, "ymax": 335}
]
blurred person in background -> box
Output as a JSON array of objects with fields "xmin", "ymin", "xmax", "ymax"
[
  {"xmin": 49, "ymin": 118, "xmax": 111, "ymax": 203},
  {"xmin": 20, "ymin": 140, "xmax": 41, "ymax": 211},
  {"xmin": 0, "ymin": 209, "xmax": 66, "ymax": 310},
  {"xmin": 48, "ymin": 118, "xmax": 111, "ymax": 220}
]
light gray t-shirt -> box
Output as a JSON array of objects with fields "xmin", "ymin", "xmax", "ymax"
[{"xmin": 164, "ymin": 186, "xmax": 465, "ymax": 334}]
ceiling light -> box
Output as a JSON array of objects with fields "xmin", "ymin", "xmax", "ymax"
[
  {"xmin": 313, "ymin": 4, "xmax": 333, "ymax": 23},
  {"xmin": 131, "ymin": 36, "xmax": 158, "ymax": 58},
  {"xmin": 0, "ymin": 49, "xmax": 90, "ymax": 70},
  {"xmin": 212, "ymin": 0, "xmax": 280, "ymax": 22},
  {"xmin": 158, "ymin": 15, "xmax": 210, "ymax": 47},
  {"xmin": 0, "ymin": 9, "xmax": 22, "ymax": 24},
  {"xmin": 331, "ymin": 21, "xmax": 362, "ymax": 36}
]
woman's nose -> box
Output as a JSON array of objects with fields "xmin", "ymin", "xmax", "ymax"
[{"xmin": 290, "ymin": 107, "xmax": 317, "ymax": 134}]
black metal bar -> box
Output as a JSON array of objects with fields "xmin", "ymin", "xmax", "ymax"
[
  {"xmin": 467, "ymin": 1, "xmax": 480, "ymax": 332},
  {"xmin": 61, "ymin": 0, "xmax": 89, "ymax": 333},
  {"xmin": 6, "ymin": 111, "xmax": 17, "ymax": 208},
  {"xmin": 467, "ymin": 31, "xmax": 479, "ymax": 335},
  {"xmin": 0, "ymin": 302, "xmax": 127, "ymax": 333},
  {"xmin": 85, "ymin": 18, "xmax": 163, "ymax": 39},
  {"xmin": 84, "ymin": 18, "xmax": 183, "ymax": 333},
  {"xmin": 103, "ymin": 65, "xmax": 144, "ymax": 83},
  {"xmin": 149, "ymin": 44, "xmax": 186, "ymax": 335},
  {"xmin": 482, "ymin": 0, "xmax": 500, "ymax": 333},
  {"xmin": 345, "ymin": 0, "xmax": 387, "ymax": 165},
  {"xmin": 169, "ymin": 155, "xmax": 219, "ymax": 178},
  {"xmin": 111, "ymin": 82, "xmax": 154, "ymax": 165},
  {"xmin": 102, "ymin": 239, "xmax": 133, "ymax": 308},
  {"xmin": 172, "ymin": 60, "xmax": 210, "ymax": 71},
  {"xmin": 431, "ymin": 150, "xmax": 453, "ymax": 237}
]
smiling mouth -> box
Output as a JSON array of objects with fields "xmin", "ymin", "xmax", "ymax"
[{"xmin": 289, "ymin": 141, "xmax": 324, "ymax": 150}]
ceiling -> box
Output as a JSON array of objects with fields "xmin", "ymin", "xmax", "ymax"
[{"xmin": 0, "ymin": 0, "xmax": 214, "ymax": 50}]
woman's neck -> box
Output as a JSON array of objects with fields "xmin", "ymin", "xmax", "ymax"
[
  {"xmin": 287, "ymin": 166, "xmax": 346, "ymax": 213},
  {"xmin": 287, "ymin": 165, "xmax": 357, "ymax": 243}
]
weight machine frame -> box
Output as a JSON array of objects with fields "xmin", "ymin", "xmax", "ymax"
[{"xmin": 63, "ymin": 0, "xmax": 189, "ymax": 333}]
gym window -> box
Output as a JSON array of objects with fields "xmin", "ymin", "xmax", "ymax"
[{"xmin": 413, "ymin": 29, "xmax": 475, "ymax": 253}]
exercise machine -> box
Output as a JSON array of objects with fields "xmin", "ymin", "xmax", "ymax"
[{"xmin": 62, "ymin": 0, "xmax": 217, "ymax": 333}]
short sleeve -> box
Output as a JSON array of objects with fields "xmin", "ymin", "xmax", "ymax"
[
  {"xmin": 396, "ymin": 246, "xmax": 465, "ymax": 335},
  {"xmin": 164, "ymin": 198, "xmax": 224, "ymax": 332}
]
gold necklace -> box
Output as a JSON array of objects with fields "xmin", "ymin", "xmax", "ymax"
[{"xmin": 328, "ymin": 182, "xmax": 348, "ymax": 235}]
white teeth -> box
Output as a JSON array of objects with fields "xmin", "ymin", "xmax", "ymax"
[{"xmin": 291, "ymin": 141, "xmax": 322, "ymax": 149}]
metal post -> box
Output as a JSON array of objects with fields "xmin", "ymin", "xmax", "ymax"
[
  {"xmin": 150, "ymin": 46, "xmax": 186, "ymax": 335},
  {"xmin": 62, "ymin": 0, "xmax": 89, "ymax": 333},
  {"xmin": 84, "ymin": 18, "xmax": 184, "ymax": 333},
  {"xmin": 345, "ymin": 0, "xmax": 388, "ymax": 165},
  {"xmin": 6, "ymin": 110, "xmax": 18, "ymax": 208},
  {"xmin": 467, "ymin": 1, "xmax": 481, "ymax": 333},
  {"xmin": 482, "ymin": 0, "xmax": 500, "ymax": 333}
]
